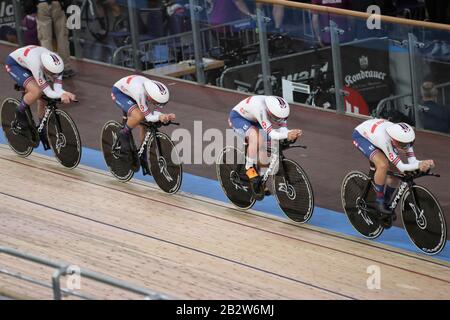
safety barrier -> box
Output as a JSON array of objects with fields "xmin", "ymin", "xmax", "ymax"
[
  {"xmin": 112, "ymin": 18, "xmax": 258, "ymax": 70},
  {"xmin": 0, "ymin": 246, "xmax": 172, "ymax": 300},
  {"xmin": 375, "ymin": 81, "xmax": 450, "ymax": 118}
]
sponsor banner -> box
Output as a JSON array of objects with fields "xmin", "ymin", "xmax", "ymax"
[
  {"xmin": 220, "ymin": 38, "xmax": 393, "ymax": 115},
  {"xmin": 0, "ymin": 0, "xmax": 14, "ymax": 27},
  {"xmin": 341, "ymin": 39, "xmax": 393, "ymax": 114},
  {"xmin": 0, "ymin": 0, "xmax": 16, "ymax": 42}
]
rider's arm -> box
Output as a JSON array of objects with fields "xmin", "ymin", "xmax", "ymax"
[
  {"xmin": 393, "ymin": 159, "xmax": 420, "ymax": 173},
  {"xmin": 383, "ymin": 144, "xmax": 420, "ymax": 173},
  {"xmin": 52, "ymin": 74, "xmax": 65, "ymax": 96},
  {"xmin": 30, "ymin": 64, "xmax": 62, "ymax": 99},
  {"xmin": 258, "ymin": 110, "xmax": 289, "ymax": 140},
  {"xmin": 405, "ymin": 146, "xmax": 419, "ymax": 165},
  {"xmin": 268, "ymin": 129, "xmax": 289, "ymax": 140},
  {"xmin": 136, "ymin": 93, "xmax": 161, "ymax": 122}
]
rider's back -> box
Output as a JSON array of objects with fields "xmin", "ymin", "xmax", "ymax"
[{"xmin": 355, "ymin": 118, "xmax": 393, "ymax": 151}]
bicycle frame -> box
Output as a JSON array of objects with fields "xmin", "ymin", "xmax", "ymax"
[
  {"xmin": 17, "ymin": 86, "xmax": 62, "ymax": 150},
  {"xmin": 39, "ymin": 101, "xmax": 62, "ymax": 134},
  {"xmin": 360, "ymin": 167, "xmax": 435, "ymax": 223},
  {"xmin": 243, "ymin": 140, "xmax": 306, "ymax": 191}
]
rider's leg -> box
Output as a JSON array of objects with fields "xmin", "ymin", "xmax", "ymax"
[
  {"xmin": 37, "ymin": 98, "xmax": 46, "ymax": 120},
  {"xmin": 258, "ymin": 133, "xmax": 271, "ymax": 178},
  {"xmin": 228, "ymin": 110, "xmax": 259, "ymax": 178},
  {"xmin": 119, "ymin": 107, "xmax": 143, "ymax": 152},
  {"xmin": 112, "ymin": 88, "xmax": 140, "ymax": 153},
  {"xmin": 353, "ymin": 130, "xmax": 392, "ymax": 214},
  {"xmin": 385, "ymin": 166, "xmax": 400, "ymax": 205},
  {"xmin": 5, "ymin": 56, "xmax": 37, "ymax": 116},
  {"xmin": 371, "ymin": 152, "xmax": 392, "ymax": 214},
  {"xmin": 246, "ymin": 127, "xmax": 260, "ymax": 179},
  {"xmin": 138, "ymin": 124, "xmax": 146, "ymax": 148},
  {"xmin": 22, "ymin": 80, "xmax": 41, "ymax": 111},
  {"xmin": 16, "ymin": 80, "xmax": 42, "ymax": 130}
]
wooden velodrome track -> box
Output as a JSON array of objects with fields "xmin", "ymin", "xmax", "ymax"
[{"xmin": 0, "ymin": 145, "xmax": 449, "ymax": 299}]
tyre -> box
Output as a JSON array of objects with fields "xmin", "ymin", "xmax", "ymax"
[
  {"xmin": 273, "ymin": 159, "xmax": 314, "ymax": 223},
  {"xmin": 0, "ymin": 98, "xmax": 33, "ymax": 157},
  {"xmin": 46, "ymin": 110, "xmax": 82, "ymax": 169},
  {"xmin": 401, "ymin": 185, "xmax": 447, "ymax": 255},
  {"xmin": 341, "ymin": 171, "xmax": 384, "ymax": 239},
  {"xmin": 100, "ymin": 120, "xmax": 134, "ymax": 182},
  {"xmin": 147, "ymin": 132, "xmax": 182, "ymax": 194},
  {"xmin": 216, "ymin": 146, "xmax": 255, "ymax": 210}
]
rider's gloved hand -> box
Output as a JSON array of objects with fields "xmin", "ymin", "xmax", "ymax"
[
  {"xmin": 60, "ymin": 92, "xmax": 72, "ymax": 104},
  {"xmin": 158, "ymin": 114, "xmax": 170, "ymax": 123},
  {"xmin": 419, "ymin": 160, "xmax": 434, "ymax": 172},
  {"xmin": 287, "ymin": 129, "xmax": 302, "ymax": 141}
]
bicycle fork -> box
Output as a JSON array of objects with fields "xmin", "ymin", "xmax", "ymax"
[{"xmin": 403, "ymin": 186, "xmax": 427, "ymax": 230}]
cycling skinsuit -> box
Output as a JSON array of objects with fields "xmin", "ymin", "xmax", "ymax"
[
  {"xmin": 353, "ymin": 118, "xmax": 420, "ymax": 173},
  {"xmin": 229, "ymin": 95, "xmax": 289, "ymax": 140},
  {"xmin": 112, "ymin": 75, "xmax": 162, "ymax": 121},
  {"xmin": 5, "ymin": 45, "xmax": 64, "ymax": 99}
]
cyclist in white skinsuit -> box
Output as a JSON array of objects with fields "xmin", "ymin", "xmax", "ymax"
[
  {"xmin": 353, "ymin": 118, "xmax": 435, "ymax": 215},
  {"xmin": 229, "ymin": 95, "xmax": 302, "ymax": 184},
  {"xmin": 111, "ymin": 75, "xmax": 175, "ymax": 153},
  {"xmin": 5, "ymin": 45, "xmax": 76, "ymax": 133}
]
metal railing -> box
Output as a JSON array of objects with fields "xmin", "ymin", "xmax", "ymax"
[
  {"xmin": 373, "ymin": 81, "xmax": 450, "ymax": 121},
  {"xmin": 0, "ymin": 246, "xmax": 172, "ymax": 300},
  {"xmin": 111, "ymin": 18, "xmax": 258, "ymax": 70}
]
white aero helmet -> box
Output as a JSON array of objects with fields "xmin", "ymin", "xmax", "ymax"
[
  {"xmin": 41, "ymin": 51, "xmax": 64, "ymax": 74},
  {"xmin": 386, "ymin": 122, "xmax": 415, "ymax": 148},
  {"xmin": 264, "ymin": 96, "xmax": 290, "ymax": 122},
  {"xmin": 144, "ymin": 80, "xmax": 169, "ymax": 107}
]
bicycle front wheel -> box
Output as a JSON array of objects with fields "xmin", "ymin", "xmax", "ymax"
[
  {"xmin": 46, "ymin": 109, "xmax": 82, "ymax": 169},
  {"xmin": 147, "ymin": 132, "xmax": 182, "ymax": 194},
  {"xmin": 401, "ymin": 185, "xmax": 447, "ymax": 255},
  {"xmin": 273, "ymin": 159, "xmax": 314, "ymax": 223}
]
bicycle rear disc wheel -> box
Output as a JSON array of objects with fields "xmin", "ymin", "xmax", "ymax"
[
  {"xmin": 46, "ymin": 110, "xmax": 82, "ymax": 169},
  {"xmin": 147, "ymin": 132, "xmax": 182, "ymax": 194},
  {"xmin": 401, "ymin": 185, "xmax": 447, "ymax": 255},
  {"xmin": 216, "ymin": 146, "xmax": 255, "ymax": 210},
  {"xmin": 100, "ymin": 120, "xmax": 134, "ymax": 182},
  {"xmin": 273, "ymin": 159, "xmax": 314, "ymax": 223},
  {"xmin": 0, "ymin": 98, "xmax": 33, "ymax": 157},
  {"xmin": 341, "ymin": 171, "xmax": 384, "ymax": 239}
]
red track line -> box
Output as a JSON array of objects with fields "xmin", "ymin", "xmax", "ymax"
[{"xmin": 2, "ymin": 155, "xmax": 450, "ymax": 285}]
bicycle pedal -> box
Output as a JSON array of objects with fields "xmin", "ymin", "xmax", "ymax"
[
  {"xmin": 379, "ymin": 214, "xmax": 394, "ymax": 229},
  {"xmin": 254, "ymin": 191, "xmax": 265, "ymax": 201}
]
